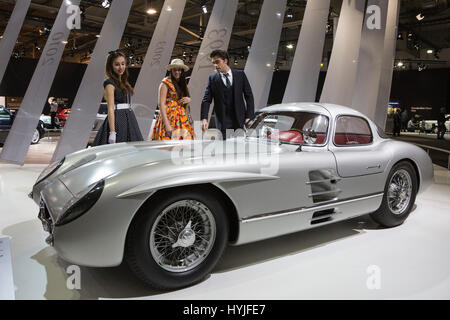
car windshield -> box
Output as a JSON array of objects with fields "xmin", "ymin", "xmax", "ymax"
[{"xmin": 248, "ymin": 111, "xmax": 329, "ymax": 146}]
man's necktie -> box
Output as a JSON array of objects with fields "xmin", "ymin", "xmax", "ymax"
[{"xmin": 224, "ymin": 73, "xmax": 231, "ymax": 88}]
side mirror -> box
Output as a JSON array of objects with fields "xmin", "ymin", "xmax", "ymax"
[{"xmin": 303, "ymin": 128, "xmax": 317, "ymax": 145}]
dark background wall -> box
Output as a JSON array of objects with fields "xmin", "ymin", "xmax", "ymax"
[
  {"xmin": 1, "ymin": 57, "xmax": 449, "ymax": 119},
  {"xmin": 267, "ymin": 68, "xmax": 450, "ymax": 119}
]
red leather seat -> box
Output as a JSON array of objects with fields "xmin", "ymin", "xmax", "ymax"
[
  {"xmin": 271, "ymin": 130, "xmax": 303, "ymax": 144},
  {"xmin": 334, "ymin": 133, "xmax": 372, "ymax": 145}
]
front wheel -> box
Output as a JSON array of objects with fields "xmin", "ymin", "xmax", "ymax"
[
  {"xmin": 125, "ymin": 188, "xmax": 229, "ymax": 290},
  {"xmin": 31, "ymin": 128, "xmax": 40, "ymax": 144},
  {"xmin": 370, "ymin": 161, "xmax": 418, "ymax": 227}
]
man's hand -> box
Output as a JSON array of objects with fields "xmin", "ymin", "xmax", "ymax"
[{"xmin": 201, "ymin": 119, "xmax": 208, "ymax": 132}]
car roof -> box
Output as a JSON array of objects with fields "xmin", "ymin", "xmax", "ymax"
[{"xmin": 259, "ymin": 102, "xmax": 371, "ymax": 120}]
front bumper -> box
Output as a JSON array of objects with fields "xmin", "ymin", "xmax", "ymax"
[{"xmin": 38, "ymin": 198, "xmax": 54, "ymax": 246}]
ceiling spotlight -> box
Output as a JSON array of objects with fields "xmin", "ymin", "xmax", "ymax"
[
  {"xmin": 101, "ymin": 0, "xmax": 110, "ymax": 9},
  {"xmin": 286, "ymin": 43, "xmax": 294, "ymax": 49},
  {"xmin": 417, "ymin": 63, "xmax": 427, "ymax": 72},
  {"xmin": 416, "ymin": 13, "xmax": 425, "ymax": 21},
  {"xmin": 182, "ymin": 50, "xmax": 186, "ymax": 57},
  {"xmin": 234, "ymin": 57, "xmax": 238, "ymax": 65},
  {"xmin": 147, "ymin": 8, "xmax": 157, "ymax": 15},
  {"xmin": 286, "ymin": 8, "xmax": 293, "ymax": 19},
  {"xmin": 34, "ymin": 42, "xmax": 41, "ymax": 51},
  {"xmin": 397, "ymin": 61, "xmax": 403, "ymax": 67},
  {"xmin": 39, "ymin": 26, "xmax": 51, "ymax": 36},
  {"xmin": 397, "ymin": 33, "xmax": 403, "ymax": 40},
  {"xmin": 202, "ymin": 5, "xmax": 207, "ymax": 14},
  {"xmin": 427, "ymin": 49, "xmax": 433, "ymax": 54}
]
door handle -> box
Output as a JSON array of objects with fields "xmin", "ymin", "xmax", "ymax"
[{"xmin": 366, "ymin": 164, "xmax": 381, "ymax": 169}]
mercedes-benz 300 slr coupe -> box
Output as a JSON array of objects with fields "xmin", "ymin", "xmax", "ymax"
[{"xmin": 30, "ymin": 103, "xmax": 433, "ymax": 290}]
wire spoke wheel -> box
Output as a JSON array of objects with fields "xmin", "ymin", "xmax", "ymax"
[
  {"xmin": 150, "ymin": 200, "xmax": 216, "ymax": 273},
  {"xmin": 387, "ymin": 169, "xmax": 412, "ymax": 215}
]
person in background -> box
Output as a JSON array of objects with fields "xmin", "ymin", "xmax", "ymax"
[
  {"xmin": 407, "ymin": 117, "xmax": 416, "ymax": 132},
  {"xmin": 151, "ymin": 58, "xmax": 194, "ymax": 140},
  {"xmin": 401, "ymin": 108, "xmax": 408, "ymax": 132},
  {"xmin": 393, "ymin": 108, "xmax": 401, "ymax": 137},
  {"xmin": 437, "ymin": 107, "xmax": 450, "ymax": 140},
  {"xmin": 201, "ymin": 49, "xmax": 254, "ymax": 139},
  {"xmin": 92, "ymin": 50, "xmax": 143, "ymax": 146},
  {"xmin": 48, "ymin": 97, "xmax": 59, "ymax": 129}
]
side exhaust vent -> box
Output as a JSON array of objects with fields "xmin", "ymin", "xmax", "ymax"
[{"xmin": 311, "ymin": 208, "xmax": 338, "ymax": 225}]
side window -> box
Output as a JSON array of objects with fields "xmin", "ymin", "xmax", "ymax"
[
  {"xmin": 334, "ymin": 115, "xmax": 373, "ymax": 146},
  {"xmin": 0, "ymin": 108, "xmax": 11, "ymax": 119}
]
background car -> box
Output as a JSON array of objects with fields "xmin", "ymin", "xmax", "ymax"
[
  {"xmin": 56, "ymin": 108, "xmax": 71, "ymax": 127},
  {"xmin": 32, "ymin": 103, "xmax": 433, "ymax": 290},
  {"xmin": 0, "ymin": 106, "xmax": 45, "ymax": 145},
  {"xmin": 423, "ymin": 116, "xmax": 450, "ymax": 133}
]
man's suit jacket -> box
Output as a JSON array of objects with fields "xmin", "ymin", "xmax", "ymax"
[{"xmin": 201, "ymin": 69, "xmax": 255, "ymax": 131}]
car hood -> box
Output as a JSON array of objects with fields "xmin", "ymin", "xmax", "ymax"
[{"xmin": 57, "ymin": 138, "xmax": 284, "ymax": 195}]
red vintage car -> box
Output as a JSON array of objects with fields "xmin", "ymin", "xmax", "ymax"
[{"xmin": 56, "ymin": 108, "xmax": 71, "ymax": 127}]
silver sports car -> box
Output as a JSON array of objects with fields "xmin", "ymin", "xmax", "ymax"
[{"xmin": 31, "ymin": 103, "xmax": 433, "ymax": 290}]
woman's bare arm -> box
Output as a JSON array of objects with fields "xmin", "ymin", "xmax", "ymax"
[
  {"xmin": 159, "ymin": 82, "xmax": 172, "ymax": 135},
  {"xmin": 104, "ymin": 84, "xmax": 116, "ymax": 132}
]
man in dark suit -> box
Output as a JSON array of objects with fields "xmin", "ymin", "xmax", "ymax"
[{"xmin": 201, "ymin": 50, "xmax": 255, "ymax": 139}]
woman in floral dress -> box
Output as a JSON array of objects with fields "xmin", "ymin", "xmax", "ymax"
[{"xmin": 151, "ymin": 59, "xmax": 195, "ymax": 140}]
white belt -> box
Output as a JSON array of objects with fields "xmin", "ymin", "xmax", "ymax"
[{"xmin": 115, "ymin": 103, "xmax": 131, "ymax": 110}]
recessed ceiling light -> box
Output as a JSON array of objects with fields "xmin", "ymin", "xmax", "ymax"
[
  {"xmin": 147, "ymin": 8, "xmax": 157, "ymax": 15},
  {"xmin": 286, "ymin": 44, "xmax": 294, "ymax": 49},
  {"xmin": 427, "ymin": 49, "xmax": 433, "ymax": 54}
]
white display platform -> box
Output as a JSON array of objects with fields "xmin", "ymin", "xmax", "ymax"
[
  {"xmin": 0, "ymin": 236, "xmax": 15, "ymax": 300},
  {"xmin": 0, "ymin": 163, "xmax": 449, "ymax": 300}
]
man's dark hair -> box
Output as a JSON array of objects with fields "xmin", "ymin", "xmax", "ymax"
[{"xmin": 210, "ymin": 50, "xmax": 229, "ymax": 64}]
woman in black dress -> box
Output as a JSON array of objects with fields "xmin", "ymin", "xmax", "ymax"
[{"xmin": 93, "ymin": 50, "xmax": 143, "ymax": 146}]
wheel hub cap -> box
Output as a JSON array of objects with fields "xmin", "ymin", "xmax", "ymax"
[
  {"xmin": 387, "ymin": 169, "xmax": 412, "ymax": 215},
  {"xmin": 149, "ymin": 200, "xmax": 216, "ymax": 273}
]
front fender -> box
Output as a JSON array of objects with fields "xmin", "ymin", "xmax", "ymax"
[{"xmin": 116, "ymin": 171, "xmax": 279, "ymax": 198}]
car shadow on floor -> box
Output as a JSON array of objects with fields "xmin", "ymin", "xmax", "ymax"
[{"xmin": 3, "ymin": 211, "xmax": 399, "ymax": 300}]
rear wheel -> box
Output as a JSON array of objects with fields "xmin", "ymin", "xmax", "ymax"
[
  {"xmin": 125, "ymin": 188, "xmax": 228, "ymax": 290},
  {"xmin": 370, "ymin": 161, "xmax": 418, "ymax": 227}
]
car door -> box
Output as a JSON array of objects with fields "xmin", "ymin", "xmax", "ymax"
[
  {"xmin": 329, "ymin": 115, "xmax": 390, "ymax": 198},
  {"xmin": 0, "ymin": 107, "xmax": 13, "ymax": 143}
]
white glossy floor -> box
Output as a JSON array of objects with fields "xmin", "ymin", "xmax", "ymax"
[{"xmin": 0, "ymin": 164, "xmax": 449, "ymax": 300}]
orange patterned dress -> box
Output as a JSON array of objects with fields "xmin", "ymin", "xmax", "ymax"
[{"xmin": 150, "ymin": 77, "xmax": 195, "ymax": 140}]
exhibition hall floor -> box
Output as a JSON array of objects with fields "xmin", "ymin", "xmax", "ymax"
[{"xmin": 0, "ymin": 163, "xmax": 449, "ymax": 300}]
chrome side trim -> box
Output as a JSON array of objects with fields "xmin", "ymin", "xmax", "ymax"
[
  {"xmin": 306, "ymin": 177, "xmax": 341, "ymax": 184},
  {"xmin": 240, "ymin": 192, "xmax": 384, "ymax": 223},
  {"xmin": 308, "ymin": 189, "xmax": 342, "ymax": 197}
]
